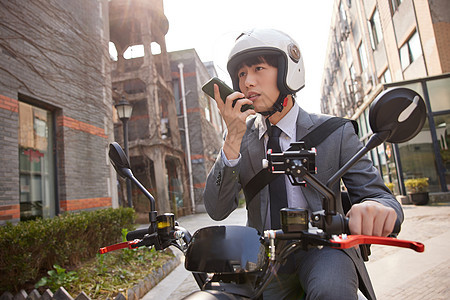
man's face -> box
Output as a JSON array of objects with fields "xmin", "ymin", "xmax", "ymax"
[{"xmin": 237, "ymin": 61, "xmax": 279, "ymax": 113}]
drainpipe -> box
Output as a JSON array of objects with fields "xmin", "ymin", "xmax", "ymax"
[{"xmin": 178, "ymin": 63, "xmax": 196, "ymax": 213}]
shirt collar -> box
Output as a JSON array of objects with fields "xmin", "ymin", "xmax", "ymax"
[{"xmin": 256, "ymin": 103, "xmax": 299, "ymax": 140}]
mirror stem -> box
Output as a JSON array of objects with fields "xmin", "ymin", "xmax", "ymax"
[
  {"xmin": 122, "ymin": 168, "xmax": 156, "ymax": 212},
  {"xmin": 326, "ymin": 131, "xmax": 390, "ymax": 190},
  {"xmin": 121, "ymin": 167, "xmax": 158, "ymax": 234}
]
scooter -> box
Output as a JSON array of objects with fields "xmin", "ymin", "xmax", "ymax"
[{"xmin": 100, "ymin": 87, "xmax": 426, "ymax": 299}]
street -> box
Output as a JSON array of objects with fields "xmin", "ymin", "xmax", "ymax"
[{"xmin": 142, "ymin": 203, "xmax": 450, "ymax": 299}]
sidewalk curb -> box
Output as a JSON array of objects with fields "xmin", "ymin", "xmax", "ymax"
[{"xmin": 126, "ymin": 249, "xmax": 182, "ymax": 300}]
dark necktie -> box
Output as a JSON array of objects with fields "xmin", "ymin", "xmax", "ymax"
[{"xmin": 267, "ymin": 125, "xmax": 288, "ymax": 229}]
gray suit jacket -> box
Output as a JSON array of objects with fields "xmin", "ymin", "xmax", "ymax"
[{"xmin": 203, "ymin": 106, "xmax": 403, "ymax": 299}]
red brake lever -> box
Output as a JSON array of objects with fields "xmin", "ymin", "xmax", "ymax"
[
  {"xmin": 330, "ymin": 235, "xmax": 425, "ymax": 252},
  {"xmin": 99, "ymin": 239, "xmax": 141, "ymax": 254}
]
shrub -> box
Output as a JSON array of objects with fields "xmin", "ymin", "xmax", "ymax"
[
  {"xmin": 385, "ymin": 182, "xmax": 394, "ymax": 192},
  {"xmin": 404, "ymin": 177, "xmax": 429, "ymax": 193},
  {"xmin": 0, "ymin": 207, "xmax": 135, "ymax": 293}
]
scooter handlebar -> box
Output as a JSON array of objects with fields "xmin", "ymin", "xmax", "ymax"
[
  {"xmin": 126, "ymin": 228, "xmax": 149, "ymax": 241},
  {"xmin": 342, "ymin": 217, "xmax": 401, "ymax": 236}
]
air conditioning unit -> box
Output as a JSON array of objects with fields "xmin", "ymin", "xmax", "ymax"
[
  {"xmin": 353, "ymin": 76, "xmax": 363, "ymax": 94},
  {"xmin": 340, "ymin": 18, "xmax": 351, "ymax": 40},
  {"xmin": 354, "ymin": 91, "xmax": 363, "ymax": 105},
  {"xmin": 363, "ymin": 72, "xmax": 373, "ymax": 84}
]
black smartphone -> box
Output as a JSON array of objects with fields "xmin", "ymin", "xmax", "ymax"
[{"xmin": 201, "ymin": 77, "xmax": 254, "ymax": 112}]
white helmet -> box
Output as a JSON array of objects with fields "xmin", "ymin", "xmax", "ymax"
[{"xmin": 227, "ymin": 28, "xmax": 305, "ymax": 95}]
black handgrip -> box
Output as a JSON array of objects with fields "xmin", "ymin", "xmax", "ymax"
[
  {"xmin": 343, "ymin": 217, "xmax": 401, "ymax": 236},
  {"xmin": 390, "ymin": 219, "xmax": 401, "ymax": 237},
  {"xmin": 126, "ymin": 228, "xmax": 149, "ymax": 241}
]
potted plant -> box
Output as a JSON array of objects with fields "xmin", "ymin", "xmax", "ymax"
[
  {"xmin": 385, "ymin": 182, "xmax": 394, "ymax": 193},
  {"xmin": 404, "ymin": 177, "xmax": 429, "ymax": 205}
]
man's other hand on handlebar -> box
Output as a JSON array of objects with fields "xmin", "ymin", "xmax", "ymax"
[{"xmin": 346, "ymin": 201, "xmax": 397, "ymax": 236}]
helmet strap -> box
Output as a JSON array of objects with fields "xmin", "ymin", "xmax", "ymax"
[{"xmin": 259, "ymin": 93, "xmax": 289, "ymax": 117}]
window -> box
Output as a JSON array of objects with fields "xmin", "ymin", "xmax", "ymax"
[
  {"xmin": 339, "ymin": 1, "xmax": 347, "ymax": 21},
  {"xmin": 172, "ymin": 79, "xmax": 182, "ymax": 115},
  {"xmin": 19, "ymin": 102, "xmax": 55, "ymax": 221},
  {"xmin": 349, "ymin": 64, "xmax": 356, "ymax": 81},
  {"xmin": 399, "ymin": 30, "xmax": 422, "ymax": 70},
  {"xmin": 368, "ymin": 9, "xmax": 383, "ymax": 50},
  {"xmin": 380, "ymin": 68, "xmax": 392, "ymax": 84},
  {"xmin": 123, "ymin": 45, "xmax": 144, "ymax": 59},
  {"xmin": 151, "ymin": 42, "xmax": 161, "ymax": 55},
  {"xmin": 345, "ymin": 41, "xmax": 353, "ymax": 67},
  {"xmin": 205, "ymin": 96, "xmax": 211, "ymax": 122},
  {"xmin": 339, "ymin": 1, "xmax": 351, "ymax": 39},
  {"xmin": 358, "ymin": 42, "xmax": 368, "ymax": 72},
  {"xmin": 434, "ymin": 114, "xmax": 450, "ymax": 189},
  {"xmin": 427, "ymin": 77, "xmax": 450, "ymax": 112},
  {"xmin": 390, "ymin": 0, "xmax": 403, "ymax": 14},
  {"xmin": 109, "ymin": 42, "xmax": 118, "ymax": 61},
  {"xmin": 398, "ymin": 117, "xmax": 439, "ymax": 192},
  {"xmin": 334, "ymin": 27, "xmax": 343, "ymax": 57}
]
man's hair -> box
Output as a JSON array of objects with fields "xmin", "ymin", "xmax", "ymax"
[{"xmin": 233, "ymin": 54, "xmax": 279, "ymax": 79}]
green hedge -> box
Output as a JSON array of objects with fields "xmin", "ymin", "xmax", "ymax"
[{"xmin": 0, "ymin": 207, "xmax": 135, "ymax": 293}]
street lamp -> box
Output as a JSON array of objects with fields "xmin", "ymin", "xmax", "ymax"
[{"xmin": 115, "ymin": 96, "xmax": 133, "ymax": 208}]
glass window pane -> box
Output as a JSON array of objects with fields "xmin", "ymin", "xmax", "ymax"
[
  {"xmin": 384, "ymin": 143, "xmax": 400, "ymax": 194},
  {"xmin": 378, "ymin": 144, "xmax": 387, "ymax": 178},
  {"xmin": 380, "ymin": 68, "xmax": 392, "ymax": 84},
  {"xmin": 340, "ymin": 2, "xmax": 347, "ymax": 21},
  {"xmin": 345, "ymin": 41, "xmax": 353, "ymax": 67},
  {"xmin": 402, "ymin": 82, "xmax": 425, "ymax": 100},
  {"xmin": 427, "ymin": 77, "xmax": 450, "ymax": 112},
  {"xmin": 434, "ymin": 114, "xmax": 450, "ymax": 190},
  {"xmin": 19, "ymin": 102, "xmax": 55, "ymax": 221},
  {"xmin": 359, "ymin": 113, "xmax": 368, "ymax": 136},
  {"xmin": 368, "ymin": 19, "xmax": 376, "ymax": 50},
  {"xmin": 374, "ymin": 10, "xmax": 383, "ymax": 43},
  {"xmin": 358, "ymin": 43, "xmax": 368, "ymax": 71},
  {"xmin": 370, "ymin": 148, "xmax": 380, "ymax": 172},
  {"xmin": 384, "ymin": 69, "xmax": 392, "ymax": 83},
  {"xmin": 398, "ymin": 118, "xmax": 440, "ymax": 192},
  {"xmin": 400, "ymin": 43, "xmax": 410, "ymax": 70},
  {"xmin": 409, "ymin": 31, "xmax": 422, "ymax": 62},
  {"xmin": 369, "ymin": 9, "xmax": 383, "ymax": 50}
]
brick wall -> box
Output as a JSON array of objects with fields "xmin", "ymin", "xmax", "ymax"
[
  {"xmin": 0, "ymin": 95, "xmax": 20, "ymax": 223},
  {"xmin": 0, "ymin": 0, "xmax": 116, "ymax": 224},
  {"xmin": 429, "ymin": 0, "xmax": 450, "ymax": 73}
]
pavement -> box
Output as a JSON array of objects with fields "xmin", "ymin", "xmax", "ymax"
[{"xmin": 141, "ymin": 203, "xmax": 450, "ymax": 299}]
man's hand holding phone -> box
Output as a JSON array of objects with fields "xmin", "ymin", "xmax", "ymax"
[
  {"xmin": 202, "ymin": 77, "xmax": 255, "ymax": 160},
  {"xmin": 202, "ymin": 77, "xmax": 254, "ymax": 113}
]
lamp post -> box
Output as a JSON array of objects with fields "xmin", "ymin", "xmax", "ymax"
[
  {"xmin": 178, "ymin": 63, "xmax": 196, "ymax": 213},
  {"xmin": 115, "ymin": 96, "xmax": 133, "ymax": 208}
]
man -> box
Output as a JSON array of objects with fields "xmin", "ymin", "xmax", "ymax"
[{"xmin": 203, "ymin": 28, "xmax": 402, "ymax": 299}]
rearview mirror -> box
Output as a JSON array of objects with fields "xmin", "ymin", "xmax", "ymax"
[
  {"xmin": 369, "ymin": 87, "xmax": 427, "ymax": 143},
  {"xmin": 109, "ymin": 142, "xmax": 131, "ymax": 178}
]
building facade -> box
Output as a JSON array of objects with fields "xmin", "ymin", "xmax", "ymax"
[
  {"xmin": 0, "ymin": 0, "xmax": 117, "ymax": 224},
  {"xmin": 320, "ymin": 0, "xmax": 449, "ymax": 198},
  {"xmin": 109, "ymin": 0, "xmax": 191, "ymax": 221},
  {"xmin": 169, "ymin": 50, "xmax": 224, "ymax": 213},
  {"xmin": 0, "ymin": 0, "xmax": 226, "ymax": 225}
]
